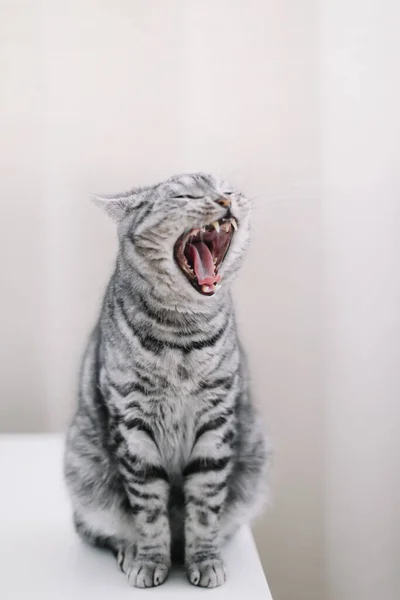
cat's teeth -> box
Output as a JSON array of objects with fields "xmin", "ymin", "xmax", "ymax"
[
  {"xmin": 231, "ymin": 218, "xmax": 238, "ymax": 231},
  {"xmin": 201, "ymin": 284, "xmax": 212, "ymax": 293},
  {"xmin": 201, "ymin": 226, "xmax": 206, "ymax": 233},
  {"xmin": 211, "ymin": 221, "xmax": 220, "ymax": 233},
  {"xmin": 222, "ymin": 222, "xmax": 231, "ymax": 232},
  {"xmin": 191, "ymin": 228, "xmax": 199, "ymax": 236}
]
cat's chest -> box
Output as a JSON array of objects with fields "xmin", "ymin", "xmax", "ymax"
[
  {"xmin": 119, "ymin": 370, "xmax": 201, "ymax": 476},
  {"xmin": 117, "ymin": 351, "xmax": 215, "ymax": 474},
  {"xmin": 153, "ymin": 393, "xmax": 196, "ymax": 476},
  {"xmin": 147, "ymin": 345, "xmax": 214, "ymax": 385}
]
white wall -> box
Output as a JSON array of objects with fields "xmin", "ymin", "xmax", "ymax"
[
  {"xmin": 0, "ymin": 3, "xmax": 321, "ymax": 599},
  {"xmin": 1, "ymin": 2, "xmax": 398, "ymax": 600},
  {"xmin": 321, "ymin": 1, "xmax": 400, "ymax": 599}
]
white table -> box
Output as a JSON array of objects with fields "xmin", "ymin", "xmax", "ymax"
[{"xmin": 0, "ymin": 435, "xmax": 272, "ymax": 599}]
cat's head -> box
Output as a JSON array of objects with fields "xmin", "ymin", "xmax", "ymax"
[{"xmin": 92, "ymin": 173, "xmax": 251, "ymax": 302}]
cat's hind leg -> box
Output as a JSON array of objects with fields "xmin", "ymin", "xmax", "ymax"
[
  {"xmin": 64, "ymin": 414, "xmax": 137, "ymax": 582},
  {"xmin": 73, "ymin": 507, "xmax": 167, "ymax": 587},
  {"xmin": 64, "ymin": 411, "xmax": 170, "ymax": 588},
  {"xmin": 73, "ymin": 510, "xmax": 125, "ymax": 558}
]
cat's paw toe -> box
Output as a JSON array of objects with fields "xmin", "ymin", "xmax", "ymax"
[
  {"xmin": 117, "ymin": 546, "xmax": 135, "ymax": 574},
  {"xmin": 188, "ymin": 558, "xmax": 226, "ymax": 588},
  {"xmin": 127, "ymin": 561, "xmax": 169, "ymax": 588}
]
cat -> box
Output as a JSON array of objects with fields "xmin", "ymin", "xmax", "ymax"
[{"xmin": 64, "ymin": 172, "xmax": 268, "ymax": 588}]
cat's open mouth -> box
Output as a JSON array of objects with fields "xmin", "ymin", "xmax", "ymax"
[{"xmin": 174, "ymin": 217, "xmax": 237, "ymax": 295}]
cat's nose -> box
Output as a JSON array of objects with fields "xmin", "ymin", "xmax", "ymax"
[{"xmin": 215, "ymin": 197, "xmax": 231, "ymax": 208}]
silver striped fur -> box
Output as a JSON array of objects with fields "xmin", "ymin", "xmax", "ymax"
[{"xmin": 64, "ymin": 173, "xmax": 268, "ymax": 588}]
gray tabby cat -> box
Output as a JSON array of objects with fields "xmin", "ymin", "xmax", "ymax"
[{"xmin": 64, "ymin": 173, "xmax": 268, "ymax": 589}]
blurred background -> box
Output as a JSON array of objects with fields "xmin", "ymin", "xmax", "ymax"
[{"xmin": 1, "ymin": 1, "xmax": 399, "ymax": 599}]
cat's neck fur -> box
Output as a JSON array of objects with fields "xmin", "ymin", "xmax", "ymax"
[{"xmin": 112, "ymin": 254, "xmax": 232, "ymax": 327}]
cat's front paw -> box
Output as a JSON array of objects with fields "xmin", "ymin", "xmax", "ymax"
[
  {"xmin": 127, "ymin": 561, "xmax": 169, "ymax": 588},
  {"xmin": 187, "ymin": 558, "xmax": 226, "ymax": 588},
  {"xmin": 117, "ymin": 548, "xmax": 169, "ymax": 588}
]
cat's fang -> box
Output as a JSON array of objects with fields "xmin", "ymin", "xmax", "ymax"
[
  {"xmin": 231, "ymin": 218, "xmax": 238, "ymax": 231},
  {"xmin": 201, "ymin": 284, "xmax": 212, "ymax": 293},
  {"xmin": 211, "ymin": 221, "xmax": 220, "ymax": 233}
]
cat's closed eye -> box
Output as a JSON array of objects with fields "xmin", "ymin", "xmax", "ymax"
[{"xmin": 173, "ymin": 191, "xmax": 233, "ymax": 200}]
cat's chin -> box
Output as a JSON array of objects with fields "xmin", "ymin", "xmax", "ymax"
[{"xmin": 174, "ymin": 217, "xmax": 237, "ymax": 296}]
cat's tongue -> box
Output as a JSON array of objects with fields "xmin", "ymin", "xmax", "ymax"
[{"xmin": 186, "ymin": 241, "xmax": 220, "ymax": 286}]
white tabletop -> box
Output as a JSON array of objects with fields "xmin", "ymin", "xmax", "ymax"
[{"xmin": 0, "ymin": 435, "xmax": 272, "ymax": 599}]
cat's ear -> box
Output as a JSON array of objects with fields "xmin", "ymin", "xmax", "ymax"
[{"xmin": 90, "ymin": 191, "xmax": 144, "ymax": 222}]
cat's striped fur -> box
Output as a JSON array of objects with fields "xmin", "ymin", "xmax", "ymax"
[{"xmin": 64, "ymin": 173, "xmax": 268, "ymax": 588}]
